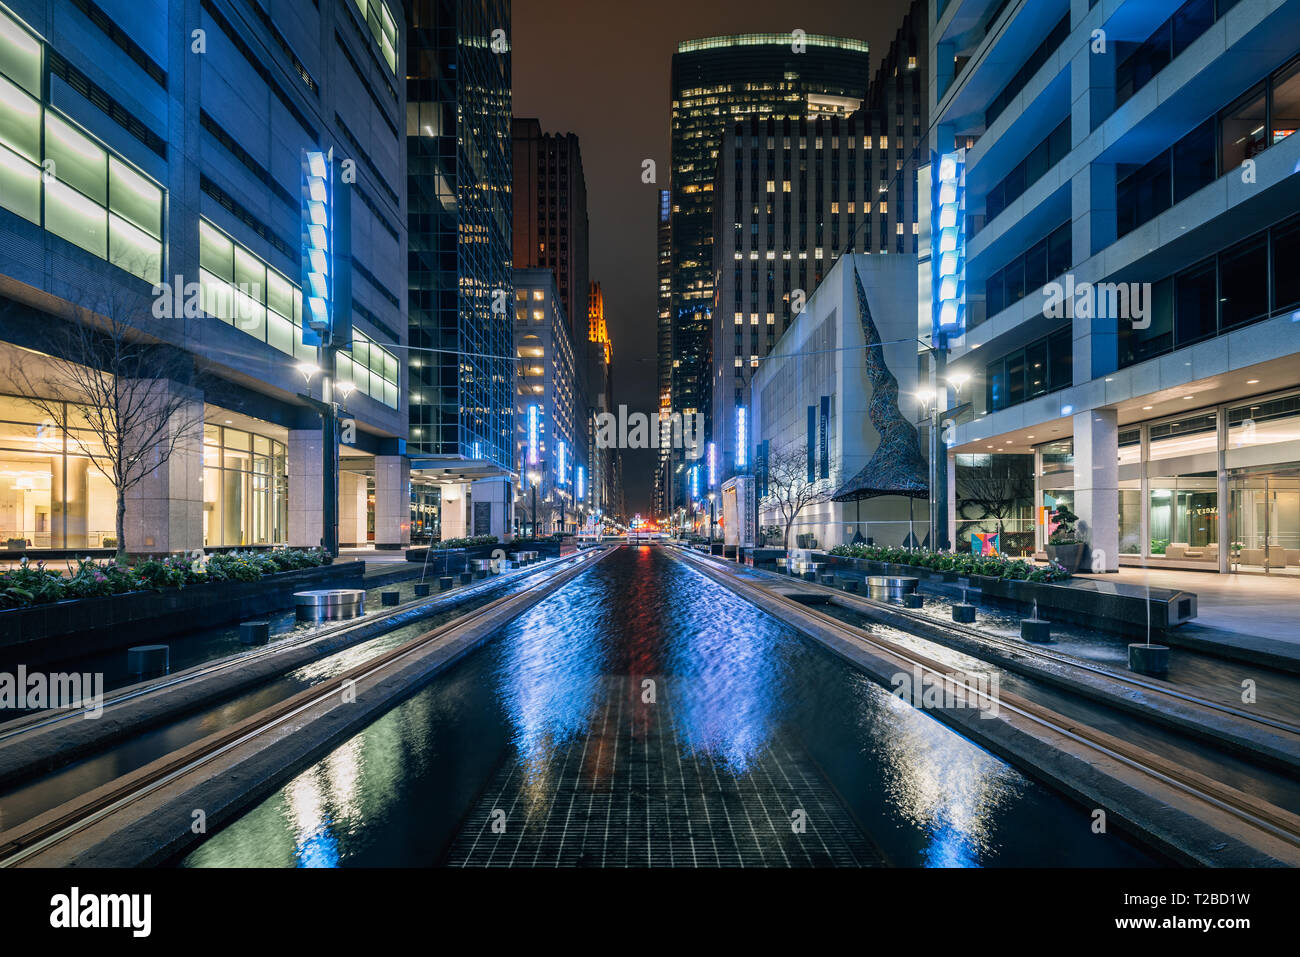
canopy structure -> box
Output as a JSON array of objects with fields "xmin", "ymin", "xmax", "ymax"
[{"xmin": 830, "ymin": 265, "xmax": 930, "ymax": 545}]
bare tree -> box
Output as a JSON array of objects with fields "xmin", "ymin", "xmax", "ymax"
[
  {"xmin": 758, "ymin": 440, "xmax": 835, "ymax": 550},
  {"xmin": 957, "ymin": 455, "xmax": 1033, "ymax": 538},
  {"xmin": 9, "ymin": 296, "xmax": 203, "ymax": 558}
]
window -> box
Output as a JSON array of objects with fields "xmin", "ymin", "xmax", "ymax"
[
  {"xmin": 1271, "ymin": 58, "xmax": 1300, "ymax": 146},
  {"xmin": 1218, "ymin": 236, "xmax": 1268, "ymax": 329},
  {"xmin": 1220, "ymin": 83, "xmax": 1268, "ymax": 170},
  {"xmin": 0, "ymin": 11, "xmax": 162, "ymax": 281},
  {"xmin": 1174, "ymin": 260, "xmax": 1217, "ymax": 346},
  {"xmin": 1273, "ymin": 215, "xmax": 1300, "ymax": 312},
  {"xmin": 984, "ymin": 330, "xmax": 1072, "ymax": 413}
]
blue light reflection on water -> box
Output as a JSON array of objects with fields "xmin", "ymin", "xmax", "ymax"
[{"xmin": 182, "ymin": 547, "xmax": 1162, "ymax": 867}]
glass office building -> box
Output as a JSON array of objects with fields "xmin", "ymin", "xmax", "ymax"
[{"xmin": 927, "ymin": 0, "xmax": 1300, "ymax": 575}]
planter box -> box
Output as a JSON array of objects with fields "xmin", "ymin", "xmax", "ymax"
[
  {"xmin": 819, "ymin": 553, "xmax": 1196, "ymax": 638},
  {"xmin": 0, "ymin": 562, "xmax": 364, "ymax": 668}
]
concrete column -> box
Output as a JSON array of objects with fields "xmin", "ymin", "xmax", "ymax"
[
  {"xmin": 1073, "ymin": 408, "xmax": 1119, "ymax": 572},
  {"xmin": 1139, "ymin": 423, "xmax": 1151, "ymax": 562},
  {"xmin": 123, "ymin": 382, "xmax": 203, "ymax": 554},
  {"xmin": 1217, "ymin": 408, "xmax": 1230, "ymax": 574},
  {"xmin": 440, "ymin": 482, "xmax": 468, "ymax": 540},
  {"xmin": 1033, "ymin": 445, "xmax": 1044, "ymax": 553},
  {"xmin": 288, "ymin": 429, "xmax": 323, "ymax": 548},
  {"xmin": 470, "ymin": 476, "xmax": 513, "ymax": 542},
  {"xmin": 946, "ymin": 449, "xmax": 957, "ymax": 551},
  {"xmin": 373, "ymin": 455, "xmax": 409, "ymax": 549},
  {"xmin": 338, "ymin": 470, "xmax": 368, "ymax": 548}
]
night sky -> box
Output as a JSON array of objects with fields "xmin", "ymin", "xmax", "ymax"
[{"xmin": 512, "ymin": 0, "xmax": 915, "ymax": 514}]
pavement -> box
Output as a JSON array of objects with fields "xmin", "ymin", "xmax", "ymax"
[{"xmin": 1075, "ymin": 567, "xmax": 1300, "ymax": 670}]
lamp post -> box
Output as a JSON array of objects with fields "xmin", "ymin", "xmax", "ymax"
[
  {"xmin": 528, "ymin": 469, "xmax": 540, "ymax": 539},
  {"xmin": 708, "ymin": 491, "xmax": 716, "ymax": 545},
  {"xmin": 295, "ymin": 359, "xmax": 341, "ymax": 557}
]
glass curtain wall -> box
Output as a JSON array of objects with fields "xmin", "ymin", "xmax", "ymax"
[{"xmin": 202, "ymin": 425, "xmax": 287, "ymax": 547}]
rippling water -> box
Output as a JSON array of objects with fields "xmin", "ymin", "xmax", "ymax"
[{"xmin": 182, "ymin": 547, "xmax": 1162, "ymax": 868}]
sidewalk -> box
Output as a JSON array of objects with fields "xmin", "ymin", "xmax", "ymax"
[{"xmin": 1075, "ymin": 567, "xmax": 1300, "ymax": 671}]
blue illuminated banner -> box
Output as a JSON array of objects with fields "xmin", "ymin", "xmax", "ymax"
[
  {"xmin": 707, "ymin": 441, "xmax": 717, "ymax": 488},
  {"xmin": 735, "ymin": 407, "xmax": 747, "ymax": 469},
  {"xmin": 557, "ymin": 439, "xmax": 567, "ymax": 486},
  {"xmin": 301, "ymin": 148, "xmax": 351, "ymax": 348},
  {"xmin": 577, "ymin": 465, "xmax": 586, "ymax": 502},
  {"xmin": 527, "ymin": 404, "xmax": 539, "ymax": 466},
  {"xmin": 690, "ymin": 464, "xmax": 700, "ymax": 501},
  {"xmin": 931, "ymin": 149, "xmax": 966, "ymax": 341}
]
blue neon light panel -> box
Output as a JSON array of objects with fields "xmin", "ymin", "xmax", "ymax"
[
  {"xmin": 301, "ymin": 148, "xmax": 351, "ymax": 347},
  {"xmin": 931, "ymin": 149, "xmax": 966, "ymax": 341}
]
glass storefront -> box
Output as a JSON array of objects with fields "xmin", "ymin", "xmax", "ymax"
[
  {"xmin": 0, "ymin": 393, "xmax": 117, "ymax": 548},
  {"xmin": 1230, "ymin": 468, "xmax": 1300, "ymax": 575},
  {"xmin": 202, "ymin": 424, "xmax": 287, "ymax": 547},
  {"xmin": 1025, "ymin": 388, "xmax": 1300, "ymax": 573}
]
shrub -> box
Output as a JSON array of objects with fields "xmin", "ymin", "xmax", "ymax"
[
  {"xmin": 827, "ymin": 542, "xmax": 1072, "ymax": 583},
  {"xmin": 0, "ymin": 547, "xmax": 334, "ymax": 610},
  {"xmin": 432, "ymin": 535, "xmax": 499, "ymax": 550}
]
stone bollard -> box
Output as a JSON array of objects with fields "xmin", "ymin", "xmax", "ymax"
[
  {"xmin": 439, "ymin": 576, "xmax": 454, "ymax": 591},
  {"xmin": 127, "ymin": 644, "xmax": 169, "ymax": 677},
  {"xmin": 1129, "ymin": 643, "xmax": 1170, "ymax": 677},
  {"xmin": 381, "ymin": 590, "xmax": 400, "ymax": 606},
  {"xmin": 414, "ymin": 582, "xmax": 431, "ymax": 597},
  {"xmin": 952, "ymin": 603, "xmax": 977, "ymax": 624},
  {"xmin": 902, "ymin": 593, "xmax": 923, "ymax": 609},
  {"xmin": 459, "ymin": 572, "xmax": 473, "ymax": 585},
  {"xmin": 239, "ymin": 621, "xmax": 270, "ymax": 645},
  {"xmin": 842, "ymin": 580, "xmax": 860, "ymax": 594},
  {"xmin": 1021, "ymin": 618, "xmax": 1052, "ymax": 642}
]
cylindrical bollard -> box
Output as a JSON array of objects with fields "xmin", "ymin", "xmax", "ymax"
[
  {"xmin": 439, "ymin": 576, "xmax": 454, "ymax": 591},
  {"xmin": 1021, "ymin": 618, "xmax": 1052, "ymax": 642},
  {"xmin": 381, "ymin": 590, "xmax": 400, "ymax": 606},
  {"xmin": 127, "ymin": 644, "xmax": 169, "ymax": 677},
  {"xmin": 1129, "ymin": 643, "xmax": 1170, "ymax": 677},
  {"xmin": 239, "ymin": 621, "xmax": 270, "ymax": 645},
  {"xmin": 414, "ymin": 582, "xmax": 431, "ymax": 597},
  {"xmin": 952, "ymin": 603, "xmax": 977, "ymax": 623}
]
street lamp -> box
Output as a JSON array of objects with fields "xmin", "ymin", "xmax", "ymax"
[
  {"xmin": 528, "ymin": 469, "xmax": 540, "ymax": 539},
  {"xmin": 708, "ymin": 491, "xmax": 716, "ymax": 545}
]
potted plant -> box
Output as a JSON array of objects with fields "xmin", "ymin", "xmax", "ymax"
[{"xmin": 1045, "ymin": 504, "xmax": 1086, "ymax": 573}]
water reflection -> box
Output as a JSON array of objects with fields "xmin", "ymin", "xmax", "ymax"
[{"xmin": 185, "ymin": 547, "xmax": 1160, "ymax": 868}]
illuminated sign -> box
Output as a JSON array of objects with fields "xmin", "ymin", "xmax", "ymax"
[
  {"xmin": 527, "ymin": 404, "xmax": 539, "ymax": 465},
  {"xmin": 689, "ymin": 464, "xmax": 700, "ymax": 501},
  {"xmin": 931, "ymin": 150, "xmax": 966, "ymax": 341},
  {"xmin": 300, "ymin": 148, "xmax": 352, "ymax": 347},
  {"xmin": 707, "ymin": 441, "xmax": 717, "ymax": 488},
  {"xmin": 735, "ymin": 407, "xmax": 747, "ymax": 469},
  {"xmin": 577, "ymin": 465, "xmax": 586, "ymax": 502},
  {"xmin": 557, "ymin": 439, "xmax": 567, "ymax": 485}
]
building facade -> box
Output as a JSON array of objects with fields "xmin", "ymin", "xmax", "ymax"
[
  {"xmin": 511, "ymin": 117, "xmax": 589, "ymax": 342},
  {"xmin": 751, "ymin": 254, "xmax": 919, "ymax": 550},
  {"xmin": 664, "ymin": 33, "xmax": 871, "ymax": 513},
  {"xmin": 0, "ymin": 0, "xmax": 409, "ymax": 555},
  {"xmin": 406, "ymin": 0, "xmax": 514, "ymax": 542},
  {"xmin": 926, "ymin": 0, "xmax": 1300, "ymax": 575},
  {"xmin": 512, "ymin": 268, "xmax": 581, "ymax": 536}
]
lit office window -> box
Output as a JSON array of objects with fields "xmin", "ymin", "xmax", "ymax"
[
  {"xmin": 0, "ymin": 12, "xmax": 162, "ymax": 282},
  {"xmin": 350, "ymin": 0, "xmax": 399, "ymax": 73}
]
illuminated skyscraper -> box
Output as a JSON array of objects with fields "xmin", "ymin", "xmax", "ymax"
[
  {"xmin": 665, "ymin": 33, "xmax": 870, "ymax": 509},
  {"xmin": 406, "ymin": 0, "xmax": 515, "ymax": 540}
]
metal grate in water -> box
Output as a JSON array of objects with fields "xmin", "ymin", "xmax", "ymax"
[{"xmin": 445, "ymin": 676, "xmax": 886, "ymax": 868}]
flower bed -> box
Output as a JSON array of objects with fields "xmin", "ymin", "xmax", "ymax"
[
  {"xmin": 0, "ymin": 548, "xmax": 332, "ymax": 611},
  {"xmin": 828, "ymin": 544, "xmax": 1071, "ymax": 583},
  {"xmin": 428, "ymin": 535, "xmax": 499, "ymax": 550}
]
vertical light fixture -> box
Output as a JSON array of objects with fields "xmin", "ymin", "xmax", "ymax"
[
  {"xmin": 932, "ymin": 150, "xmax": 966, "ymax": 342},
  {"xmin": 735, "ymin": 407, "xmax": 747, "ymax": 469}
]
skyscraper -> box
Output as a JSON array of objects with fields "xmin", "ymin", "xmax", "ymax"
[
  {"xmin": 665, "ymin": 33, "xmax": 870, "ymax": 511},
  {"xmin": 511, "ymin": 118, "xmax": 590, "ymax": 341},
  {"xmin": 710, "ymin": 4, "xmax": 928, "ymax": 481},
  {"xmin": 406, "ymin": 0, "xmax": 515, "ymax": 540}
]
